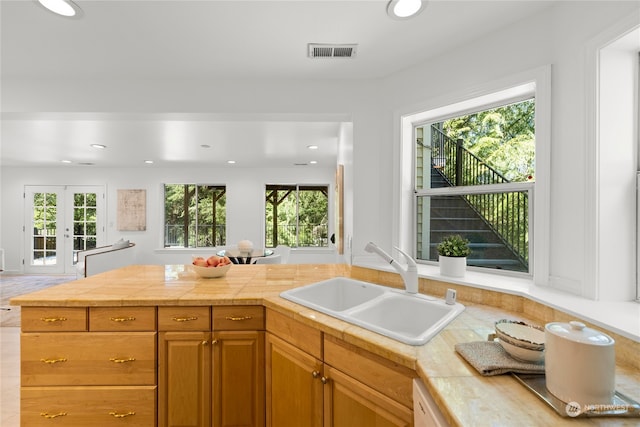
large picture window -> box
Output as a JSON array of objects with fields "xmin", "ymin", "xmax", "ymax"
[
  {"xmin": 164, "ymin": 184, "xmax": 226, "ymax": 248},
  {"xmin": 265, "ymin": 185, "xmax": 329, "ymax": 248},
  {"xmin": 415, "ymin": 98, "xmax": 535, "ymax": 273}
]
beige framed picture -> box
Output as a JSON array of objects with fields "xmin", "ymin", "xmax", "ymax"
[{"xmin": 117, "ymin": 189, "xmax": 146, "ymax": 231}]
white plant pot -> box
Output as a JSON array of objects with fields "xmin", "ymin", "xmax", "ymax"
[{"xmin": 439, "ymin": 255, "xmax": 467, "ymax": 278}]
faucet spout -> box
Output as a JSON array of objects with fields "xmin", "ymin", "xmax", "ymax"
[{"xmin": 365, "ymin": 242, "xmax": 418, "ymax": 294}]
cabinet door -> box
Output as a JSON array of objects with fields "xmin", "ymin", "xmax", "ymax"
[
  {"xmin": 158, "ymin": 331, "xmax": 211, "ymax": 427},
  {"xmin": 265, "ymin": 333, "xmax": 323, "ymax": 427},
  {"xmin": 323, "ymin": 366, "xmax": 413, "ymax": 427},
  {"xmin": 212, "ymin": 331, "xmax": 265, "ymax": 427}
]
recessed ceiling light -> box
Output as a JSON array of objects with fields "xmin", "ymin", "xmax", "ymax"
[
  {"xmin": 307, "ymin": 145, "xmax": 319, "ymax": 150},
  {"xmin": 309, "ymin": 160, "xmax": 318, "ymax": 164},
  {"xmin": 201, "ymin": 144, "xmax": 211, "ymax": 149},
  {"xmin": 144, "ymin": 160, "xmax": 154, "ymax": 164},
  {"xmin": 90, "ymin": 144, "xmax": 106, "ymax": 149},
  {"xmin": 227, "ymin": 160, "xmax": 236, "ymax": 164},
  {"xmin": 60, "ymin": 159, "xmax": 72, "ymax": 164},
  {"xmin": 37, "ymin": 0, "xmax": 82, "ymax": 17},
  {"xmin": 387, "ymin": 0, "xmax": 423, "ymax": 19}
]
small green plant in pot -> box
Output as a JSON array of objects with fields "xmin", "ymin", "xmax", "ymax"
[{"xmin": 437, "ymin": 234, "xmax": 470, "ymax": 277}]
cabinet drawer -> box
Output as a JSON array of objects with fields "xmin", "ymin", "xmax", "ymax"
[
  {"xmin": 90, "ymin": 307, "xmax": 156, "ymax": 331},
  {"xmin": 266, "ymin": 309, "xmax": 322, "ymax": 359},
  {"xmin": 22, "ymin": 307, "xmax": 87, "ymax": 332},
  {"xmin": 213, "ymin": 305, "xmax": 264, "ymax": 330},
  {"xmin": 21, "ymin": 385, "xmax": 156, "ymax": 427},
  {"xmin": 158, "ymin": 306, "xmax": 211, "ymax": 331},
  {"xmin": 21, "ymin": 332, "xmax": 156, "ymax": 386},
  {"xmin": 324, "ymin": 335, "xmax": 414, "ymax": 409}
]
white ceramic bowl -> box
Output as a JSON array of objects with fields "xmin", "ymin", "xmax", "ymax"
[
  {"xmin": 495, "ymin": 319, "xmax": 545, "ymax": 351},
  {"xmin": 192, "ymin": 263, "xmax": 231, "ymax": 278},
  {"xmin": 497, "ymin": 338, "xmax": 545, "ymax": 363}
]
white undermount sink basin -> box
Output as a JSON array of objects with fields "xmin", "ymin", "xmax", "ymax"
[{"xmin": 280, "ymin": 277, "xmax": 464, "ymax": 346}]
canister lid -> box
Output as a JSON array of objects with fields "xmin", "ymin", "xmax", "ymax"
[{"xmin": 545, "ymin": 321, "xmax": 615, "ymax": 346}]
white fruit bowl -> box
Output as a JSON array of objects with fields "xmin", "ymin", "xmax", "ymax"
[{"xmin": 192, "ymin": 263, "xmax": 231, "ymax": 278}]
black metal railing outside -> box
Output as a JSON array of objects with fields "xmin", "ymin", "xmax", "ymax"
[
  {"xmin": 430, "ymin": 126, "xmax": 529, "ymax": 265},
  {"xmin": 265, "ymin": 223, "xmax": 328, "ymax": 248},
  {"xmin": 165, "ymin": 224, "xmax": 226, "ymax": 248}
]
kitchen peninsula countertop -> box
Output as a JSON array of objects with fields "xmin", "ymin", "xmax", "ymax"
[{"xmin": 11, "ymin": 264, "xmax": 640, "ymax": 426}]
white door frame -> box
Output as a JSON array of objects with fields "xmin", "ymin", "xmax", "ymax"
[{"xmin": 24, "ymin": 185, "xmax": 106, "ymax": 274}]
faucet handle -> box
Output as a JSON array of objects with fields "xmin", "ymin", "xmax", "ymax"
[{"xmin": 393, "ymin": 247, "xmax": 417, "ymax": 268}]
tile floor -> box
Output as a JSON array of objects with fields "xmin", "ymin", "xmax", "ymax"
[{"xmin": 1, "ymin": 326, "xmax": 20, "ymax": 427}]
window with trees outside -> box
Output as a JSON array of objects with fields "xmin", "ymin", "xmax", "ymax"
[
  {"xmin": 164, "ymin": 184, "xmax": 226, "ymax": 248},
  {"xmin": 415, "ymin": 98, "xmax": 535, "ymax": 273},
  {"xmin": 265, "ymin": 185, "xmax": 329, "ymax": 248}
]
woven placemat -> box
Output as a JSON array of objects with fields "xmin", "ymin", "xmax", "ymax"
[{"xmin": 454, "ymin": 341, "xmax": 545, "ymax": 376}]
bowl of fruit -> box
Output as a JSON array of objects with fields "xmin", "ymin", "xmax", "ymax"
[{"xmin": 191, "ymin": 255, "xmax": 232, "ymax": 278}]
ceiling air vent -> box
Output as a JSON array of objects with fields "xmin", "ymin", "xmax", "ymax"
[{"xmin": 308, "ymin": 43, "xmax": 357, "ymax": 58}]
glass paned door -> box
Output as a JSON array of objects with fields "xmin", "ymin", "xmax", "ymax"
[
  {"xmin": 29, "ymin": 190, "xmax": 60, "ymax": 269},
  {"xmin": 24, "ymin": 185, "xmax": 105, "ymax": 274}
]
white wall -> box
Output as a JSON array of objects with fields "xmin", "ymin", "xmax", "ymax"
[
  {"xmin": 1, "ymin": 165, "xmax": 339, "ymax": 269},
  {"xmin": 2, "ymin": 2, "xmax": 639, "ymax": 302},
  {"xmin": 379, "ymin": 1, "xmax": 639, "ymax": 300}
]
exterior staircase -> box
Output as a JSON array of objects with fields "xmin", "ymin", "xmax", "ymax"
[{"xmin": 429, "ymin": 167, "xmax": 528, "ymax": 272}]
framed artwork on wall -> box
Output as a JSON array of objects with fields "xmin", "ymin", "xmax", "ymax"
[{"xmin": 117, "ymin": 189, "xmax": 146, "ymax": 231}]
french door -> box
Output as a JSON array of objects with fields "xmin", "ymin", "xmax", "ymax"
[{"xmin": 24, "ymin": 185, "xmax": 106, "ymax": 274}]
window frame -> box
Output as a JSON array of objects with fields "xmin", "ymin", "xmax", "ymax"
[
  {"xmin": 393, "ymin": 66, "xmax": 551, "ymax": 282},
  {"xmin": 264, "ymin": 184, "xmax": 330, "ymax": 248},
  {"xmin": 163, "ymin": 183, "xmax": 227, "ymax": 249}
]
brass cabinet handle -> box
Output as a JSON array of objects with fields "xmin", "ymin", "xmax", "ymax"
[
  {"xmin": 109, "ymin": 411, "xmax": 135, "ymax": 418},
  {"xmin": 312, "ymin": 370, "xmax": 320, "ymax": 379},
  {"xmin": 321, "ymin": 376, "xmax": 329, "ymax": 384},
  {"xmin": 40, "ymin": 412, "xmax": 67, "ymax": 418},
  {"xmin": 225, "ymin": 315, "xmax": 252, "ymax": 321},
  {"xmin": 109, "ymin": 357, "xmax": 136, "ymax": 363},
  {"xmin": 110, "ymin": 316, "xmax": 136, "ymax": 322},
  {"xmin": 40, "ymin": 358, "xmax": 67, "ymax": 364},
  {"xmin": 40, "ymin": 317, "xmax": 67, "ymax": 323},
  {"xmin": 172, "ymin": 316, "xmax": 198, "ymax": 322}
]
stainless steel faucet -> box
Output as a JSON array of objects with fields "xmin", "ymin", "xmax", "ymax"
[{"xmin": 365, "ymin": 242, "xmax": 418, "ymax": 294}]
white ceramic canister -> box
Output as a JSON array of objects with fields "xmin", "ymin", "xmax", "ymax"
[{"xmin": 544, "ymin": 320, "xmax": 616, "ymax": 405}]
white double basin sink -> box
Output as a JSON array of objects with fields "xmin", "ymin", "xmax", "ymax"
[{"xmin": 280, "ymin": 277, "xmax": 465, "ymax": 346}]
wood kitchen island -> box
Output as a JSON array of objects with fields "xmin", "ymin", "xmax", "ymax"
[{"xmin": 11, "ymin": 264, "xmax": 640, "ymax": 426}]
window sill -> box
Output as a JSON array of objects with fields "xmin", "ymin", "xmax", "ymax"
[{"xmin": 354, "ymin": 261, "xmax": 640, "ymax": 343}]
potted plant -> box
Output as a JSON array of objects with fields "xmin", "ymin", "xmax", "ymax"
[{"xmin": 437, "ymin": 234, "xmax": 470, "ymax": 278}]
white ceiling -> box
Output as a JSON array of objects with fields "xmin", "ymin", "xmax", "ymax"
[{"xmin": 0, "ymin": 0, "xmax": 556, "ymax": 168}]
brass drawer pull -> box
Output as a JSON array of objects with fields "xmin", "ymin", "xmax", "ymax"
[
  {"xmin": 109, "ymin": 357, "xmax": 136, "ymax": 363},
  {"xmin": 172, "ymin": 316, "xmax": 198, "ymax": 322},
  {"xmin": 40, "ymin": 412, "xmax": 67, "ymax": 419},
  {"xmin": 225, "ymin": 315, "xmax": 252, "ymax": 321},
  {"xmin": 109, "ymin": 411, "xmax": 135, "ymax": 418},
  {"xmin": 40, "ymin": 358, "xmax": 67, "ymax": 364},
  {"xmin": 110, "ymin": 316, "xmax": 136, "ymax": 322},
  {"xmin": 40, "ymin": 317, "xmax": 67, "ymax": 323}
]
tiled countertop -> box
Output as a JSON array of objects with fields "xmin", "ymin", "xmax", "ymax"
[{"xmin": 11, "ymin": 264, "xmax": 640, "ymax": 426}]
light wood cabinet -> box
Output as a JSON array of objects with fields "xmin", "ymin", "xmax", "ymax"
[
  {"xmin": 22, "ymin": 307, "xmax": 88, "ymax": 332},
  {"xmin": 265, "ymin": 309, "xmax": 414, "ymax": 427},
  {"xmin": 265, "ymin": 333, "xmax": 323, "ymax": 427},
  {"xmin": 158, "ymin": 331, "xmax": 212, "ymax": 427},
  {"xmin": 213, "ymin": 330, "xmax": 265, "ymax": 427},
  {"xmin": 21, "ymin": 386, "xmax": 156, "ymax": 427},
  {"xmin": 158, "ymin": 306, "xmax": 265, "ymax": 427},
  {"xmin": 21, "ymin": 331, "xmax": 156, "ymax": 386},
  {"xmin": 20, "ymin": 307, "xmax": 157, "ymax": 427},
  {"xmin": 324, "ymin": 366, "xmax": 413, "ymax": 427}
]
